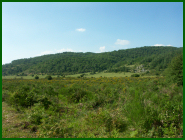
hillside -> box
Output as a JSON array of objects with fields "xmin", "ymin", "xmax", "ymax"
[{"xmin": 2, "ymin": 46, "xmax": 183, "ymax": 76}]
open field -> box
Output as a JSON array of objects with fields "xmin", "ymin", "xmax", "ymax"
[
  {"xmin": 2, "ymin": 72, "xmax": 134, "ymax": 79},
  {"xmin": 2, "ymin": 72, "xmax": 158, "ymax": 80},
  {"xmin": 2, "ymin": 76, "xmax": 183, "ymax": 138},
  {"xmin": 2, "ymin": 75, "xmax": 59, "ymax": 80},
  {"xmin": 66, "ymin": 72, "xmax": 135, "ymax": 78}
]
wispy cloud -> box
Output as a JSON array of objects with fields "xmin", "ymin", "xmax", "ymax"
[
  {"xmin": 76, "ymin": 28, "xmax": 86, "ymax": 32},
  {"xmin": 154, "ymin": 44, "xmax": 172, "ymax": 46},
  {"xmin": 56, "ymin": 48, "xmax": 74, "ymax": 53},
  {"xmin": 36, "ymin": 48, "xmax": 74, "ymax": 56},
  {"xmin": 115, "ymin": 39, "xmax": 130, "ymax": 45},
  {"xmin": 99, "ymin": 46, "xmax": 105, "ymax": 52},
  {"xmin": 154, "ymin": 44, "xmax": 164, "ymax": 46},
  {"xmin": 39, "ymin": 50, "xmax": 54, "ymax": 56}
]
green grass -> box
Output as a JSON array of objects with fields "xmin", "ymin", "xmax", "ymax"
[
  {"xmin": 2, "ymin": 72, "xmax": 134, "ymax": 79},
  {"xmin": 2, "ymin": 75, "xmax": 59, "ymax": 80},
  {"xmin": 66, "ymin": 72, "xmax": 159, "ymax": 78},
  {"xmin": 2, "ymin": 72, "xmax": 162, "ymax": 80},
  {"xmin": 66, "ymin": 72, "xmax": 136, "ymax": 78},
  {"xmin": 2, "ymin": 102, "xmax": 37, "ymax": 138},
  {"xmin": 2, "ymin": 77, "xmax": 183, "ymax": 138}
]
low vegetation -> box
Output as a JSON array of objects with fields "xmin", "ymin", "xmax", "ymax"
[{"xmin": 2, "ymin": 75, "xmax": 183, "ymax": 138}]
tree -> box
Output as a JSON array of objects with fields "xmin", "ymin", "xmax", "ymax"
[
  {"xmin": 46, "ymin": 75, "xmax": 52, "ymax": 80},
  {"xmin": 166, "ymin": 53, "xmax": 183, "ymax": 86},
  {"xmin": 35, "ymin": 75, "xmax": 39, "ymax": 79},
  {"xmin": 131, "ymin": 74, "xmax": 140, "ymax": 77}
]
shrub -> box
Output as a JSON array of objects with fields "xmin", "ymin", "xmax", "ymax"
[
  {"xmin": 68, "ymin": 87, "xmax": 87, "ymax": 103},
  {"xmin": 155, "ymin": 72, "xmax": 160, "ymax": 76},
  {"xmin": 45, "ymin": 75, "xmax": 52, "ymax": 80},
  {"xmin": 27, "ymin": 103, "xmax": 47, "ymax": 125},
  {"xmin": 38, "ymin": 96, "xmax": 52, "ymax": 109},
  {"xmin": 2, "ymin": 90, "xmax": 10, "ymax": 102},
  {"xmin": 146, "ymin": 71, "xmax": 150, "ymax": 74},
  {"xmin": 9, "ymin": 86, "xmax": 38, "ymax": 108},
  {"xmin": 90, "ymin": 71, "xmax": 96, "ymax": 75},
  {"xmin": 80, "ymin": 74, "xmax": 85, "ymax": 78},
  {"xmin": 131, "ymin": 74, "xmax": 140, "ymax": 77},
  {"xmin": 85, "ymin": 109, "xmax": 127, "ymax": 133},
  {"xmin": 35, "ymin": 75, "xmax": 39, "ymax": 79}
]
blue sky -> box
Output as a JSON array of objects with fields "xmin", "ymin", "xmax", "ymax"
[{"xmin": 2, "ymin": 2, "xmax": 183, "ymax": 65}]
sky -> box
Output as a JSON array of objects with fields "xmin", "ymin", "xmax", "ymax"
[{"xmin": 2, "ymin": 2, "xmax": 183, "ymax": 65}]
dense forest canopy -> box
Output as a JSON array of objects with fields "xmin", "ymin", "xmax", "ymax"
[{"xmin": 2, "ymin": 46, "xmax": 183, "ymax": 76}]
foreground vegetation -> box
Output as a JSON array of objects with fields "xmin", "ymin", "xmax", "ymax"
[
  {"xmin": 2, "ymin": 102, "xmax": 37, "ymax": 138},
  {"xmin": 2, "ymin": 76, "xmax": 183, "ymax": 138}
]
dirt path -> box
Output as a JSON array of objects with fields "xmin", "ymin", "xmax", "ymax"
[{"xmin": 2, "ymin": 102, "xmax": 37, "ymax": 138}]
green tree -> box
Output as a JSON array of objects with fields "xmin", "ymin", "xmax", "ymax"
[
  {"xmin": 46, "ymin": 75, "xmax": 52, "ymax": 80},
  {"xmin": 166, "ymin": 53, "xmax": 183, "ymax": 86},
  {"xmin": 131, "ymin": 74, "xmax": 140, "ymax": 77},
  {"xmin": 35, "ymin": 75, "xmax": 39, "ymax": 79}
]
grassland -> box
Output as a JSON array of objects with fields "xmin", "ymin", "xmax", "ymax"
[
  {"xmin": 2, "ymin": 76, "xmax": 183, "ymax": 138},
  {"xmin": 2, "ymin": 74, "xmax": 58, "ymax": 79},
  {"xmin": 66, "ymin": 72, "xmax": 135, "ymax": 78},
  {"xmin": 2, "ymin": 72, "xmax": 154, "ymax": 79},
  {"xmin": 2, "ymin": 102, "xmax": 37, "ymax": 138}
]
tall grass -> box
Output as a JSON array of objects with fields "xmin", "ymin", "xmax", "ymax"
[{"xmin": 2, "ymin": 76, "xmax": 183, "ymax": 138}]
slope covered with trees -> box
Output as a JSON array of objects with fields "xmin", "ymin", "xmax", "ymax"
[{"xmin": 2, "ymin": 46, "xmax": 183, "ymax": 76}]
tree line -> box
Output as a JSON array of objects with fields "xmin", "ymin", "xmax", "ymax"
[{"xmin": 2, "ymin": 46, "xmax": 183, "ymax": 76}]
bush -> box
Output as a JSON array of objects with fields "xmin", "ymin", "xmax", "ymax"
[
  {"xmin": 85, "ymin": 109, "xmax": 127, "ymax": 133},
  {"xmin": 80, "ymin": 74, "xmax": 85, "ymax": 78},
  {"xmin": 155, "ymin": 72, "xmax": 160, "ymax": 76},
  {"xmin": 2, "ymin": 90, "xmax": 10, "ymax": 102},
  {"xmin": 38, "ymin": 96, "xmax": 52, "ymax": 109},
  {"xmin": 146, "ymin": 71, "xmax": 150, "ymax": 74},
  {"xmin": 68, "ymin": 87, "xmax": 87, "ymax": 103},
  {"xmin": 9, "ymin": 86, "xmax": 35, "ymax": 108},
  {"xmin": 27, "ymin": 103, "xmax": 47, "ymax": 125},
  {"xmin": 131, "ymin": 74, "xmax": 140, "ymax": 77},
  {"xmin": 45, "ymin": 75, "xmax": 52, "ymax": 80},
  {"xmin": 90, "ymin": 71, "xmax": 96, "ymax": 75},
  {"xmin": 35, "ymin": 75, "xmax": 39, "ymax": 79}
]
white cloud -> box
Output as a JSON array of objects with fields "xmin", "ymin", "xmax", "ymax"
[
  {"xmin": 115, "ymin": 39, "xmax": 130, "ymax": 45},
  {"xmin": 39, "ymin": 50, "xmax": 54, "ymax": 56},
  {"xmin": 99, "ymin": 46, "xmax": 105, "ymax": 52},
  {"xmin": 36, "ymin": 48, "xmax": 74, "ymax": 56},
  {"xmin": 76, "ymin": 28, "xmax": 86, "ymax": 32},
  {"xmin": 56, "ymin": 48, "xmax": 74, "ymax": 53},
  {"xmin": 154, "ymin": 44, "xmax": 172, "ymax": 46},
  {"xmin": 154, "ymin": 44, "xmax": 164, "ymax": 46}
]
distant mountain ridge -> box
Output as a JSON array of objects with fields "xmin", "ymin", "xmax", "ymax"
[{"xmin": 2, "ymin": 46, "xmax": 183, "ymax": 76}]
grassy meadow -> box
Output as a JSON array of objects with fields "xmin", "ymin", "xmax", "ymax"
[
  {"xmin": 2, "ymin": 74, "xmax": 58, "ymax": 80},
  {"xmin": 2, "ymin": 76, "xmax": 183, "ymax": 138},
  {"xmin": 2, "ymin": 72, "xmax": 156, "ymax": 80},
  {"xmin": 66, "ymin": 72, "xmax": 134, "ymax": 78}
]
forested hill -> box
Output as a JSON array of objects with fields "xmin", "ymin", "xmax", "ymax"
[{"xmin": 2, "ymin": 46, "xmax": 183, "ymax": 76}]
